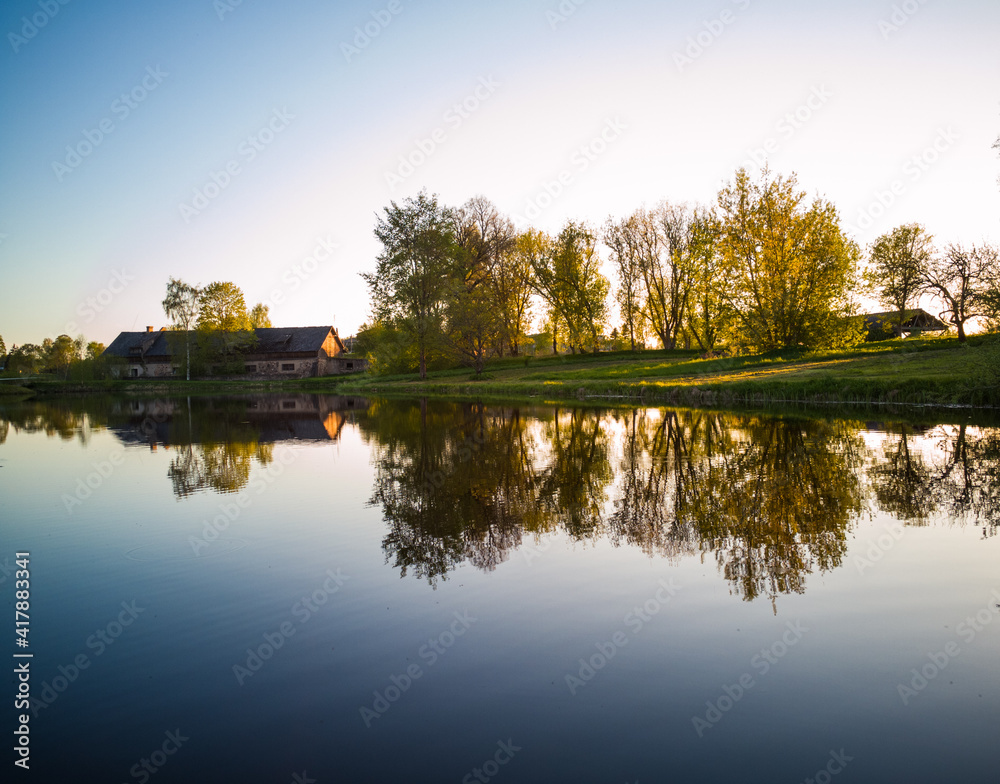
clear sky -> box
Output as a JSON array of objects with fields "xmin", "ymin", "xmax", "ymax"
[{"xmin": 1, "ymin": 0, "xmax": 998, "ymax": 347}]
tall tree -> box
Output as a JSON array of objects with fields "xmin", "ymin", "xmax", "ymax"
[
  {"xmin": 197, "ymin": 281, "xmax": 250, "ymax": 331},
  {"xmin": 0, "ymin": 334, "xmax": 6, "ymax": 361},
  {"xmin": 44, "ymin": 334, "xmax": 80, "ymax": 377},
  {"xmin": 604, "ymin": 214, "xmax": 645, "ymax": 351},
  {"xmin": 529, "ymin": 222, "xmax": 608, "ymax": 353},
  {"xmin": 249, "ymin": 302, "xmax": 273, "ymax": 329},
  {"xmin": 162, "ymin": 278, "xmax": 201, "ymax": 380},
  {"xmin": 683, "ymin": 209, "xmax": 723, "ymax": 351},
  {"xmin": 715, "ymin": 168, "xmax": 862, "ymax": 352},
  {"xmin": 197, "ymin": 281, "xmax": 254, "ymax": 370},
  {"xmin": 866, "ymin": 224, "xmax": 933, "ymax": 336},
  {"xmin": 363, "ymin": 190, "xmax": 458, "ymax": 379},
  {"xmin": 921, "ymin": 243, "xmax": 999, "ymax": 342}
]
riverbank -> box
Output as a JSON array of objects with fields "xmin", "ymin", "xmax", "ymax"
[{"xmin": 6, "ymin": 335, "xmax": 998, "ymax": 410}]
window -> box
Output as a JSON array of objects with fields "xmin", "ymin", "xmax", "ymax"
[
  {"xmin": 345, "ymin": 362, "xmax": 354, "ymax": 370},
  {"xmin": 244, "ymin": 365, "xmax": 257, "ymax": 373},
  {"xmin": 130, "ymin": 368, "xmax": 139, "ymax": 378},
  {"xmin": 281, "ymin": 363, "xmax": 295, "ymax": 371}
]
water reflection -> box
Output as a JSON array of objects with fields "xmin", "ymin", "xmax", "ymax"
[{"xmin": 2, "ymin": 395, "xmax": 996, "ymax": 602}]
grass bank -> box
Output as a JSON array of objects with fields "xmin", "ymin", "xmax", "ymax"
[
  {"xmin": 318, "ymin": 335, "xmax": 1000, "ymax": 410},
  {"xmin": 7, "ymin": 335, "xmax": 998, "ymax": 411}
]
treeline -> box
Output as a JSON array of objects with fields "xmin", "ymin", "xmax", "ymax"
[
  {"xmin": 0, "ymin": 332, "xmax": 112, "ymax": 380},
  {"xmin": 360, "ymin": 168, "xmax": 1000, "ymax": 377}
]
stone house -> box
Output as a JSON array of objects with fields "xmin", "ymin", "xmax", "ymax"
[{"xmin": 103, "ymin": 326, "xmax": 365, "ymax": 378}]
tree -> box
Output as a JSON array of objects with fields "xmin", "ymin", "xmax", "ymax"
[
  {"xmin": 197, "ymin": 282, "xmax": 250, "ymax": 332},
  {"xmin": 456, "ymin": 197, "xmax": 528, "ymax": 357},
  {"xmin": 45, "ymin": 334, "xmax": 80, "ymax": 376},
  {"xmin": 86, "ymin": 341, "xmax": 105, "ymax": 360},
  {"xmin": 604, "ymin": 214, "xmax": 645, "ymax": 351},
  {"xmin": 866, "ymin": 224, "xmax": 933, "ymax": 336},
  {"xmin": 529, "ymin": 222, "xmax": 608, "ymax": 353},
  {"xmin": 249, "ymin": 303, "xmax": 272, "ymax": 328},
  {"xmin": 162, "ymin": 278, "xmax": 201, "ymax": 380},
  {"xmin": 363, "ymin": 190, "xmax": 458, "ymax": 379},
  {"xmin": 921, "ymin": 243, "xmax": 999, "ymax": 342},
  {"xmin": 715, "ymin": 168, "xmax": 862, "ymax": 352},
  {"xmin": 683, "ymin": 209, "xmax": 723, "ymax": 351},
  {"xmin": 448, "ymin": 197, "xmax": 511, "ymax": 374},
  {"xmin": 6, "ymin": 344, "xmax": 44, "ymax": 375},
  {"xmin": 0, "ymin": 334, "xmax": 6, "ymax": 360}
]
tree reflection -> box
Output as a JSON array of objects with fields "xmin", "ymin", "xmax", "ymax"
[{"xmin": 361, "ymin": 402, "xmax": 867, "ymax": 603}]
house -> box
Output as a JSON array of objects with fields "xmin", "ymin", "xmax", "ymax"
[
  {"xmin": 103, "ymin": 325, "xmax": 366, "ymax": 378},
  {"xmin": 863, "ymin": 309, "xmax": 948, "ymax": 341}
]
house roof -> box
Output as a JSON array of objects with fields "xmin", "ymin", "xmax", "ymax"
[
  {"xmin": 104, "ymin": 326, "xmax": 343, "ymax": 359},
  {"xmin": 863, "ymin": 309, "xmax": 947, "ymax": 330}
]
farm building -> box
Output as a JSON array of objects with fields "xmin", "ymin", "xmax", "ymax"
[{"xmin": 103, "ymin": 326, "xmax": 365, "ymax": 378}]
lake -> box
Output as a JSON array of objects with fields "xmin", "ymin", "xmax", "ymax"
[{"xmin": 2, "ymin": 394, "xmax": 998, "ymax": 783}]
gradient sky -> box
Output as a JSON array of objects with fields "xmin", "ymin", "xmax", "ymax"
[{"xmin": 1, "ymin": 0, "xmax": 998, "ymax": 348}]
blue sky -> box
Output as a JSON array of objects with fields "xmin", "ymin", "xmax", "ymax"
[{"xmin": 1, "ymin": 0, "xmax": 998, "ymax": 347}]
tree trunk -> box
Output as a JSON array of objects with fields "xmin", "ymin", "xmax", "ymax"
[{"xmin": 957, "ymin": 321, "xmax": 966, "ymax": 342}]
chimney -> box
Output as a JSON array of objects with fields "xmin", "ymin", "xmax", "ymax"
[{"xmin": 146, "ymin": 326, "xmax": 154, "ymax": 332}]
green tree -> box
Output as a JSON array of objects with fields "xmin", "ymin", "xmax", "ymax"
[
  {"xmin": 6, "ymin": 344, "xmax": 44, "ymax": 374},
  {"xmin": 45, "ymin": 334, "xmax": 80, "ymax": 376},
  {"xmin": 866, "ymin": 224, "xmax": 933, "ymax": 337},
  {"xmin": 604, "ymin": 214, "xmax": 645, "ymax": 351},
  {"xmin": 162, "ymin": 278, "xmax": 201, "ymax": 380},
  {"xmin": 197, "ymin": 281, "xmax": 250, "ymax": 332},
  {"xmin": 529, "ymin": 222, "xmax": 608, "ymax": 352},
  {"xmin": 196, "ymin": 281, "xmax": 254, "ymax": 372},
  {"xmin": 86, "ymin": 341, "xmax": 105, "ymax": 360},
  {"xmin": 0, "ymin": 333, "xmax": 6, "ymax": 360},
  {"xmin": 363, "ymin": 190, "xmax": 458, "ymax": 379},
  {"xmin": 716, "ymin": 168, "xmax": 862, "ymax": 352},
  {"xmin": 683, "ymin": 209, "xmax": 723, "ymax": 351},
  {"xmin": 249, "ymin": 302, "xmax": 272, "ymax": 328},
  {"xmin": 921, "ymin": 243, "xmax": 999, "ymax": 342}
]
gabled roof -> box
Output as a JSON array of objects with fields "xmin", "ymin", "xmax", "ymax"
[
  {"xmin": 103, "ymin": 326, "xmax": 343, "ymax": 359},
  {"xmin": 863, "ymin": 309, "xmax": 947, "ymax": 330}
]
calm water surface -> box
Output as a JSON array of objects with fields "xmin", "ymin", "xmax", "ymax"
[{"xmin": 1, "ymin": 395, "xmax": 998, "ymax": 783}]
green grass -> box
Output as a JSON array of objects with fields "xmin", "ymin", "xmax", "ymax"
[
  {"xmin": 11, "ymin": 335, "xmax": 999, "ymax": 412},
  {"xmin": 326, "ymin": 335, "xmax": 999, "ymax": 410}
]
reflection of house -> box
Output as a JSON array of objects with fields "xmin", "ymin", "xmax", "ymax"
[
  {"xmin": 864, "ymin": 309, "xmax": 948, "ymax": 341},
  {"xmin": 103, "ymin": 326, "xmax": 366, "ymax": 377}
]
